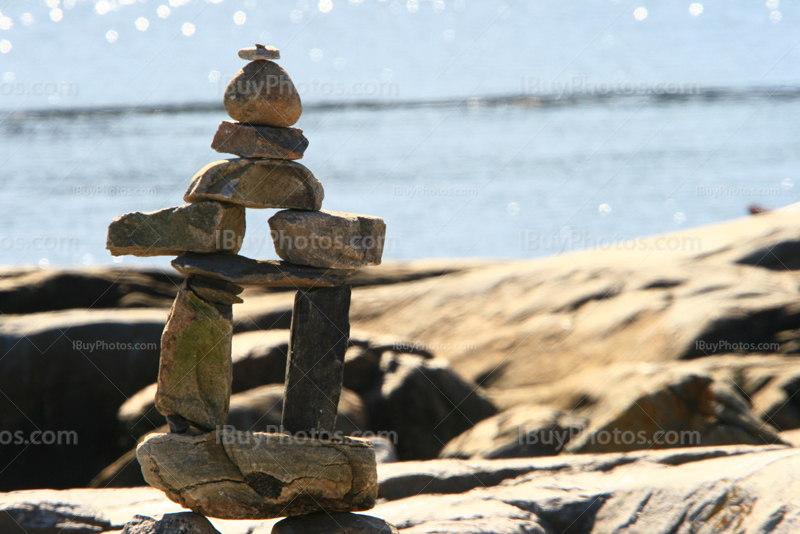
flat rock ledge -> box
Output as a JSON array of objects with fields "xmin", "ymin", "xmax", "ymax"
[
  {"xmin": 136, "ymin": 431, "xmax": 378, "ymax": 520},
  {"xmin": 211, "ymin": 121, "xmax": 308, "ymax": 160},
  {"xmin": 172, "ymin": 253, "xmax": 355, "ymax": 288}
]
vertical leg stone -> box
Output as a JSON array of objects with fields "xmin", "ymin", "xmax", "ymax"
[
  {"xmin": 155, "ymin": 280, "xmax": 233, "ymax": 431},
  {"xmin": 282, "ymin": 285, "xmax": 351, "ymax": 434}
]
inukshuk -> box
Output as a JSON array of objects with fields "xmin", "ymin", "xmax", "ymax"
[{"xmin": 106, "ymin": 44, "xmax": 386, "ymax": 521}]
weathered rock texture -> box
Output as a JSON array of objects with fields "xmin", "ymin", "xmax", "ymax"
[
  {"xmin": 224, "ymin": 61, "xmax": 302, "ymax": 127},
  {"xmin": 184, "ymin": 159, "xmax": 323, "ymax": 211},
  {"xmin": 172, "ymin": 253, "xmax": 353, "ymax": 288},
  {"xmin": 211, "ymin": 121, "xmax": 308, "ymax": 160},
  {"xmin": 137, "ymin": 431, "xmax": 378, "ymax": 520},
  {"xmin": 269, "ymin": 210, "xmax": 386, "ymax": 269},
  {"xmin": 107, "ymin": 202, "xmax": 245, "ymax": 257},
  {"xmin": 283, "ymin": 286, "xmax": 351, "ymax": 434},
  {"xmin": 155, "ymin": 281, "xmax": 233, "ymax": 431},
  {"xmin": 272, "ymin": 512, "xmax": 399, "ymax": 534},
  {"xmin": 6, "ymin": 444, "xmax": 800, "ymax": 534},
  {"xmin": 121, "ymin": 512, "xmax": 220, "ymax": 534}
]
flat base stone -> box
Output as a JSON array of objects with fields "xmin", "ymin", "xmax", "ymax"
[
  {"xmin": 137, "ymin": 431, "xmax": 378, "ymax": 520},
  {"xmin": 172, "ymin": 253, "xmax": 355, "ymax": 288},
  {"xmin": 272, "ymin": 512, "xmax": 399, "ymax": 534},
  {"xmin": 211, "ymin": 121, "xmax": 308, "ymax": 159}
]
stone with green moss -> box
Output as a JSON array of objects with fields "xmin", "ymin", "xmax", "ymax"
[{"xmin": 155, "ymin": 281, "xmax": 233, "ymax": 431}]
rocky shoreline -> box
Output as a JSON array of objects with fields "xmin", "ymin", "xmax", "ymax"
[{"xmin": 3, "ymin": 204, "xmax": 800, "ymax": 532}]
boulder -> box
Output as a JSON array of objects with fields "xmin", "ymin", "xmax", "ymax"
[
  {"xmin": 750, "ymin": 371, "xmax": 800, "ymax": 431},
  {"xmin": 137, "ymin": 430, "xmax": 378, "ymax": 519},
  {"xmin": 372, "ymin": 446, "xmax": 800, "ymax": 534},
  {"xmin": 0, "ymin": 308, "xmax": 166, "ymax": 490},
  {"xmin": 155, "ymin": 282, "xmax": 233, "ymax": 431},
  {"xmin": 121, "ymin": 513, "xmax": 220, "ymax": 534},
  {"xmin": 440, "ymin": 405, "xmax": 588, "ymax": 459},
  {"xmin": 362, "ymin": 352, "xmax": 498, "ymax": 460},
  {"xmin": 211, "ymin": 121, "xmax": 308, "ymax": 160},
  {"xmin": 6, "ymin": 444, "xmax": 800, "ymax": 534},
  {"xmin": 565, "ymin": 369, "xmax": 784, "ymax": 454},
  {"xmin": 345, "ymin": 204, "xmax": 800, "ymax": 395},
  {"xmin": 268, "ymin": 210, "xmax": 386, "ymax": 269},
  {"xmin": 184, "ymin": 159, "xmax": 323, "ymax": 211},
  {"xmin": 224, "ymin": 60, "xmax": 302, "ymax": 127},
  {"xmin": 0, "ymin": 502, "xmax": 113, "ymax": 533},
  {"xmin": 0, "ymin": 267, "xmax": 178, "ymax": 314},
  {"xmin": 107, "ymin": 202, "xmax": 245, "ymax": 257}
]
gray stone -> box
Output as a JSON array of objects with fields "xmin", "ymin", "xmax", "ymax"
[
  {"xmin": 136, "ymin": 430, "xmax": 378, "ymax": 520},
  {"xmin": 269, "ymin": 210, "xmax": 386, "ymax": 269},
  {"xmin": 224, "ymin": 61, "xmax": 302, "ymax": 127},
  {"xmin": 282, "ymin": 286, "xmax": 351, "ymax": 434},
  {"xmin": 155, "ymin": 281, "xmax": 233, "ymax": 431},
  {"xmin": 362, "ymin": 353, "xmax": 498, "ymax": 461},
  {"xmin": 107, "ymin": 202, "xmax": 245, "ymax": 257},
  {"xmin": 188, "ymin": 275, "xmax": 244, "ymax": 306},
  {"xmin": 121, "ymin": 512, "xmax": 220, "ymax": 534},
  {"xmin": 184, "ymin": 159, "xmax": 323, "ymax": 211},
  {"xmin": 172, "ymin": 253, "xmax": 354, "ymax": 288},
  {"xmin": 211, "ymin": 121, "xmax": 308, "ymax": 159},
  {"xmin": 271, "ymin": 512, "xmax": 399, "ymax": 534},
  {"xmin": 239, "ymin": 43, "xmax": 280, "ymax": 61}
]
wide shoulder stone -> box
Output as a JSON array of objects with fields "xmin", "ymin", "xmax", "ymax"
[
  {"xmin": 268, "ymin": 210, "xmax": 386, "ymax": 269},
  {"xmin": 136, "ymin": 430, "xmax": 378, "ymax": 519},
  {"xmin": 107, "ymin": 202, "xmax": 245, "ymax": 257}
]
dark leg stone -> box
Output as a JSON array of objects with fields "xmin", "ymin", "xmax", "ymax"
[{"xmin": 282, "ymin": 285, "xmax": 351, "ymax": 435}]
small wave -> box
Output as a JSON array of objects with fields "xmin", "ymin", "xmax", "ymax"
[{"xmin": 2, "ymin": 85, "xmax": 799, "ymax": 121}]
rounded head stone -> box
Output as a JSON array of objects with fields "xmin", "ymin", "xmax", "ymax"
[
  {"xmin": 239, "ymin": 43, "xmax": 280, "ymax": 61},
  {"xmin": 224, "ymin": 60, "xmax": 302, "ymax": 127}
]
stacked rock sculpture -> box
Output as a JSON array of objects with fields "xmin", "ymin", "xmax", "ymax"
[{"xmin": 106, "ymin": 44, "xmax": 389, "ymax": 526}]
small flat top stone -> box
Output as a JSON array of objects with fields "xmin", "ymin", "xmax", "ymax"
[{"xmin": 239, "ymin": 44, "xmax": 280, "ymax": 61}]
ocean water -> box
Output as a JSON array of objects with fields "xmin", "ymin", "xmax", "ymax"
[{"xmin": 0, "ymin": 0, "xmax": 799, "ymax": 267}]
